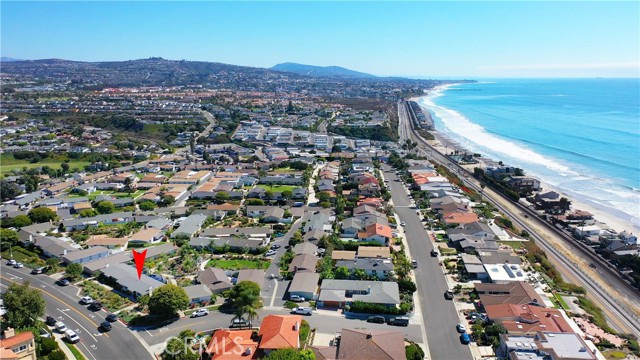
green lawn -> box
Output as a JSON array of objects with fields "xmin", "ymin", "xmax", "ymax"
[
  {"xmin": 206, "ymin": 258, "xmax": 270, "ymax": 270},
  {"xmin": 1, "ymin": 246, "xmax": 45, "ymax": 268},
  {"xmin": 257, "ymin": 184, "xmax": 298, "ymax": 193},
  {"xmin": 272, "ymin": 167, "xmax": 293, "ymax": 173},
  {"xmin": 555, "ymin": 294, "xmax": 570, "ymax": 310},
  {"xmin": 1, "ymin": 154, "xmax": 91, "ymax": 175},
  {"xmin": 64, "ymin": 342, "xmax": 86, "ymax": 360}
]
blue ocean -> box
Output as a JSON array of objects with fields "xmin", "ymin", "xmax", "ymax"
[{"xmin": 417, "ymin": 79, "xmax": 640, "ymax": 230}]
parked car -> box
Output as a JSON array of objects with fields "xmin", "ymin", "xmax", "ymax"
[
  {"xmin": 55, "ymin": 322, "xmax": 68, "ymax": 333},
  {"xmin": 460, "ymin": 333, "xmax": 471, "ymax": 345},
  {"xmin": 430, "ymin": 249, "xmax": 439, "ymax": 257},
  {"xmin": 31, "ymin": 267, "xmax": 46, "ymax": 274},
  {"xmin": 289, "ymin": 295, "xmax": 305, "ymax": 302},
  {"xmin": 13, "ymin": 262, "xmax": 24, "ymax": 268},
  {"xmin": 444, "ymin": 290, "xmax": 454, "ymax": 300},
  {"xmin": 0, "ymin": 306, "xmax": 6, "ymax": 316},
  {"xmin": 411, "ymin": 260, "xmax": 418, "ymax": 269},
  {"xmin": 39, "ymin": 328, "xmax": 51, "ymax": 338},
  {"xmin": 456, "ymin": 323, "xmax": 466, "ymax": 333},
  {"xmin": 56, "ymin": 279, "xmax": 70, "ymax": 286},
  {"xmin": 99, "ymin": 321, "xmax": 112, "ymax": 332},
  {"xmin": 265, "ymin": 250, "xmax": 277, "ymax": 257},
  {"xmin": 270, "ymin": 244, "xmax": 281, "ymax": 250},
  {"xmin": 80, "ymin": 296, "xmax": 94, "ymax": 305},
  {"xmin": 105, "ymin": 314, "xmax": 118, "ymax": 322},
  {"xmin": 400, "ymin": 222, "xmax": 406, "ymax": 227},
  {"xmin": 367, "ymin": 315, "xmax": 386, "ymax": 324},
  {"xmin": 291, "ymin": 307, "xmax": 313, "ymax": 315},
  {"xmin": 388, "ymin": 316, "xmax": 409, "ymax": 327},
  {"xmin": 7, "ymin": 259, "xmax": 16, "ymax": 266},
  {"xmin": 190, "ymin": 308, "xmax": 209, "ymax": 318},
  {"xmin": 88, "ymin": 302, "xmax": 103, "ymax": 311},
  {"xmin": 230, "ymin": 318, "xmax": 250, "ymax": 328},
  {"xmin": 65, "ymin": 329, "xmax": 80, "ymax": 343},
  {"xmin": 46, "ymin": 316, "xmax": 57, "ymax": 326}
]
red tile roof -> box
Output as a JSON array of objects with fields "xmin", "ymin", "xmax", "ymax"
[
  {"xmin": 258, "ymin": 315, "xmax": 302, "ymax": 350},
  {"xmin": 358, "ymin": 223, "xmax": 392, "ymax": 240},
  {"xmin": 485, "ymin": 304, "xmax": 574, "ymax": 334},
  {"xmin": 207, "ymin": 329, "xmax": 257, "ymax": 359},
  {"xmin": 0, "ymin": 331, "xmax": 34, "ymax": 348}
]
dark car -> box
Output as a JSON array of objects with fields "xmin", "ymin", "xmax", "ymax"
[
  {"xmin": 88, "ymin": 302, "xmax": 103, "ymax": 311},
  {"xmin": 31, "ymin": 267, "xmax": 47, "ymax": 275},
  {"xmin": 388, "ymin": 316, "xmax": 409, "ymax": 327},
  {"xmin": 56, "ymin": 279, "xmax": 70, "ymax": 286},
  {"xmin": 444, "ymin": 290, "xmax": 454, "ymax": 300},
  {"xmin": 270, "ymin": 244, "xmax": 281, "ymax": 250},
  {"xmin": 367, "ymin": 315, "xmax": 386, "ymax": 324},
  {"xmin": 99, "ymin": 321, "xmax": 112, "ymax": 332},
  {"xmin": 105, "ymin": 314, "xmax": 118, "ymax": 322},
  {"xmin": 430, "ymin": 249, "xmax": 438, "ymax": 257},
  {"xmin": 460, "ymin": 333, "xmax": 471, "ymax": 345},
  {"xmin": 46, "ymin": 315, "xmax": 58, "ymax": 326}
]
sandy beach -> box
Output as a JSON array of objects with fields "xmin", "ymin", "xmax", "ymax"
[{"xmin": 411, "ymin": 89, "xmax": 640, "ymax": 235}]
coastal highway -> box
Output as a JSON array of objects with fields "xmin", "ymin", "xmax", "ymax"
[
  {"xmin": 383, "ymin": 164, "xmax": 473, "ymax": 360},
  {"xmin": 398, "ymin": 101, "xmax": 640, "ymax": 337},
  {"xmin": 0, "ymin": 264, "xmax": 153, "ymax": 360}
]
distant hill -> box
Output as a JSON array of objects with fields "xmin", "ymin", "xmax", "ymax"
[
  {"xmin": 0, "ymin": 57, "xmax": 24, "ymax": 62},
  {"xmin": 271, "ymin": 62, "xmax": 376, "ymax": 79}
]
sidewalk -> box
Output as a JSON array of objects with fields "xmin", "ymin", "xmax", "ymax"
[{"xmin": 53, "ymin": 333, "xmax": 80, "ymax": 360}]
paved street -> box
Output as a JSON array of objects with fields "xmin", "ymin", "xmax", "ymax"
[
  {"xmin": 383, "ymin": 164, "xmax": 473, "ymax": 360},
  {"xmin": 0, "ymin": 264, "xmax": 153, "ymax": 360}
]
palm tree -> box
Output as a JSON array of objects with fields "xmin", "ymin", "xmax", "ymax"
[{"xmin": 480, "ymin": 183, "xmax": 486, "ymax": 203}]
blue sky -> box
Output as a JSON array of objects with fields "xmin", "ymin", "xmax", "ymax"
[{"xmin": 2, "ymin": 1, "xmax": 639, "ymax": 78}]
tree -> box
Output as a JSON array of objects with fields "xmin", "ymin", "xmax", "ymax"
[
  {"xmin": 405, "ymin": 343, "xmax": 425, "ymax": 360},
  {"xmin": 266, "ymin": 348, "xmax": 316, "ymax": 360},
  {"xmin": 161, "ymin": 195, "xmax": 175, "ymax": 207},
  {"xmin": 0, "ymin": 229, "xmax": 19, "ymax": 251},
  {"xmin": 335, "ymin": 266, "xmax": 350, "ymax": 280},
  {"xmin": 123, "ymin": 176, "xmax": 134, "ymax": 194},
  {"xmin": 281, "ymin": 189, "xmax": 293, "ymax": 201},
  {"xmin": 245, "ymin": 198, "xmax": 264, "ymax": 206},
  {"xmin": 265, "ymin": 190, "xmax": 275, "ymax": 200},
  {"xmin": 79, "ymin": 209, "xmax": 98, "ymax": 218},
  {"xmin": 46, "ymin": 257, "xmax": 59, "ymax": 268},
  {"xmin": 48, "ymin": 350, "xmax": 66, "ymax": 360},
  {"xmin": 0, "ymin": 181, "xmax": 21, "ymax": 201},
  {"xmin": 229, "ymin": 281, "xmax": 263, "ymax": 321},
  {"xmin": 24, "ymin": 174, "xmax": 41, "ymax": 193},
  {"xmin": 317, "ymin": 192, "xmax": 330, "ymax": 203},
  {"xmin": 65, "ymin": 263, "xmax": 83, "ymax": 281},
  {"xmin": 28, "ymin": 207, "xmax": 57, "ymax": 223},
  {"xmin": 148, "ymin": 284, "xmax": 189, "ymax": 316},
  {"xmin": 95, "ymin": 201, "xmax": 115, "ymax": 214},
  {"xmin": 11, "ymin": 215, "xmax": 32, "ymax": 227},
  {"xmin": 60, "ymin": 162, "xmax": 70, "ymax": 173},
  {"xmin": 214, "ymin": 191, "xmax": 230, "ymax": 203},
  {"xmin": 139, "ymin": 201, "xmax": 157, "ymax": 211},
  {"xmin": 2, "ymin": 281, "xmax": 46, "ymax": 329}
]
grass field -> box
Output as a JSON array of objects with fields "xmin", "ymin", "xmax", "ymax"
[
  {"xmin": 497, "ymin": 241, "xmax": 526, "ymax": 250},
  {"xmin": 257, "ymin": 184, "xmax": 298, "ymax": 193},
  {"xmin": 0, "ymin": 154, "xmax": 90, "ymax": 175},
  {"xmin": 206, "ymin": 258, "xmax": 270, "ymax": 270}
]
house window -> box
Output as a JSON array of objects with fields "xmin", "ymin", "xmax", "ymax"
[{"xmin": 15, "ymin": 344, "xmax": 28, "ymax": 353}]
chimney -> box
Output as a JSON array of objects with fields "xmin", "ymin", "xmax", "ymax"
[
  {"xmin": 367, "ymin": 286, "xmax": 371, "ymax": 294},
  {"xmin": 3, "ymin": 327, "xmax": 15, "ymax": 339},
  {"xmin": 244, "ymin": 348, "xmax": 252, "ymax": 356},
  {"xmin": 294, "ymin": 322, "xmax": 299, "ymax": 331},
  {"xmin": 366, "ymin": 333, "xmax": 372, "ymax": 339},
  {"xmin": 63, "ymin": 249, "xmax": 67, "ymax": 256}
]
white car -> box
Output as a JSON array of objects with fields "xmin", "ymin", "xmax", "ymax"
[
  {"xmin": 265, "ymin": 250, "xmax": 277, "ymax": 257},
  {"xmin": 456, "ymin": 323, "xmax": 467, "ymax": 333},
  {"xmin": 80, "ymin": 296, "xmax": 93, "ymax": 305},
  {"xmin": 291, "ymin": 307, "xmax": 313, "ymax": 315},
  {"xmin": 400, "ymin": 222, "xmax": 406, "ymax": 227},
  {"xmin": 13, "ymin": 262, "xmax": 24, "ymax": 268},
  {"xmin": 7, "ymin": 259, "xmax": 17, "ymax": 266},
  {"xmin": 0, "ymin": 306, "xmax": 6, "ymax": 316},
  {"xmin": 55, "ymin": 322, "xmax": 68, "ymax": 333},
  {"xmin": 65, "ymin": 329, "xmax": 80, "ymax": 343},
  {"xmin": 190, "ymin": 308, "xmax": 209, "ymax": 318}
]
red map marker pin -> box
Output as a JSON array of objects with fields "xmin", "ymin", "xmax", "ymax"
[{"xmin": 132, "ymin": 249, "xmax": 147, "ymax": 280}]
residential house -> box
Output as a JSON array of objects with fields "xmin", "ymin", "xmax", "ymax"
[
  {"xmin": 30, "ymin": 235, "xmax": 76, "ymax": 259},
  {"xmin": 236, "ymin": 269, "xmax": 265, "ymax": 291},
  {"xmin": 497, "ymin": 332, "xmax": 597, "ymax": 360},
  {"xmin": 311, "ymin": 328, "xmax": 406, "ymax": 360},
  {"xmin": 0, "ymin": 328, "xmax": 36, "ymax": 360},
  {"xmin": 288, "ymin": 272, "xmax": 320, "ymax": 301},
  {"xmin": 484, "ymin": 263, "xmax": 527, "ymax": 284},
  {"xmin": 450, "ymin": 234, "xmax": 499, "ymax": 253},
  {"xmin": 262, "ymin": 208, "xmax": 284, "ymax": 223},
  {"xmin": 317, "ymin": 280, "xmax": 400, "ymax": 309},
  {"xmin": 303, "ymin": 213, "xmax": 333, "ymax": 234},
  {"xmin": 183, "ymin": 284, "xmax": 213, "ymax": 305},
  {"xmin": 356, "ymin": 246, "xmax": 390, "ymax": 259},
  {"xmin": 245, "ymin": 206, "xmax": 271, "ymax": 218},
  {"xmin": 461, "ymin": 254, "xmax": 488, "ymax": 280},
  {"xmin": 475, "ymin": 282, "xmax": 544, "ymax": 308},
  {"xmin": 171, "ymin": 214, "xmax": 208, "ymax": 238},
  {"xmin": 101, "ymin": 263, "xmax": 164, "ymax": 298},
  {"xmin": 129, "ymin": 227, "xmax": 165, "ymax": 244},
  {"xmin": 197, "ymin": 267, "xmax": 233, "ymax": 294},
  {"xmin": 288, "ymin": 254, "xmax": 319, "ymax": 273},
  {"xmin": 292, "ymin": 242, "xmax": 318, "ymax": 255},
  {"xmin": 61, "ymin": 246, "xmax": 110, "ymax": 265},
  {"xmin": 85, "ymin": 235, "xmax": 128, "ymax": 253},
  {"xmin": 258, "ymin": 315, "xmax": 303, "ymax": 354},
  {"xmin": 357, "ymin": 224, "xmax": 392, "ymax": 245},
  {"xmin": 485, "ymin": 304, "xmax": 574, "ymax": 334},
  {"xmin": 206, "ymin": 329, "xmax": 258, "ymax": 360},
  {"xmin": 335, "ymin": 258, "xmax": 394, "ymax": 280},
  {"xmin": 340, "ymin": 218, "xmax": 363, "ymax": 238},
  {"xmin": 331, "ymin": 251, "xmax": 356, "ymax": 261}
]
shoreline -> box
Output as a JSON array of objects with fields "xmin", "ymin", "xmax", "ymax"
[{"xmin": 409, "ymin": 87, "xmax": 640, "ymax": 235}]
